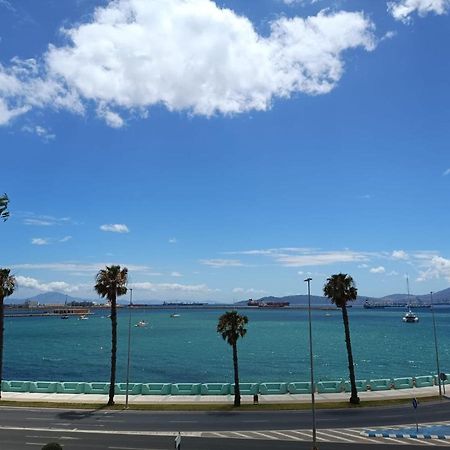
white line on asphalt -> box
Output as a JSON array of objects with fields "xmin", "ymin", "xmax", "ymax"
[
  {"xmin": 269, "ymin": 430, "xmax": 302, "ymax": 441},
  {"xmin": 25, "ymin": 443, "xmax": 46, "ymax": 446},
  {"xmin": 0, "ymin": 425, "xmax": 202, "ymax": 438},
  {"xmin": 247, "ymin": 431, "xmax": 278, "ymax": 440},
  {"xmin": 241, "ymin": 420, "xmax": 268, "ymax": 423},
  {"xmin": 230, "ymin": 431, "xmax": 255, "ymax": 439},
  {"xmin": 208, "ymin": 432, "xmax": 229, "ymax": 438},
  {"xmin": 316, "ymin": 430, "xmax": 354, "ymax": 443},
  {"xmin": 333, "ymin": 428, "xmax": 381, "ymax": 443},
  {"xmin": 383, "ymin": 437, "xmax": 410, "ymax": 445},
  {"xmin": 402, "ymin": 437, "xmax": 437, "ymax": 446},
  {"xmin": 288, "ymin": 430, "xmax": 312, "ymax": 440}
]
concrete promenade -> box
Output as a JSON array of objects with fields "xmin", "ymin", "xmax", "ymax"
[{"xmin": 0, "ymin": 385, "xmax": 444, "ymax": 405}]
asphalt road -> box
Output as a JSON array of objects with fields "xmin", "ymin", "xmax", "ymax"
[{"xmin": 0, "ymin": 400, "xmax": 449, "ymax": 449}]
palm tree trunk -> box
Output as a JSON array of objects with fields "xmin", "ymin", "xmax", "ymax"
[
  {"xmin": 108, "ymin": 294, "xmax": 117, "ymax": 406},
  {"xmin": 341, "ymin": 304, "xmax": 359, "ymax": 404},
  {"xmin": 232, "ymin": 343, "xmax": 241, "ymax": 407},
  {"xmin": 0, "ymin": 297, "xmax": 4, "ymax": 399}
]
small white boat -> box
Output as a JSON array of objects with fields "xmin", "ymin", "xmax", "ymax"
[
  {"xmin": 403, "ymin": 310, "xmax": 419, "ymax": 323},
  {"xmin": 170, "ymin": 313, "xmax": 180, "ymax": 318},
  {"xmin": 403, "ymin": 277, "xmax": 419, "ymax": 323},
  {"xmin": 78, "ymin": 315, "xmax": 88, "ymax": 320},
  {"xmin": 134, "ymin": 320, "xmax": 148, "ymax": 328}
]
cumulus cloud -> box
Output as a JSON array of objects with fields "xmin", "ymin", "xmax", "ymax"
[
  {"xmin": 417, "ymin": 255, "xmax": 450, "ymax": 282},
  {"xmin": 0, "ymin": 0, "xmax": 376, "ymax": 127},
  {"xmin": 370, "ymin": 266, "xmax": 386, "ymax": 274},
  {"xmin": 388, "ymin": 0, "xmax": 450, "ymax": 23},
  {"xmin": 232, "ymin": 287, "xmax": 266, "ymax": 294},
  {"xmin": 391, "ymin": 249, "xmax": 409, "ymax": 260},
  {"xmin": 100, "ymin": 223, "xmax": 129, "ymax": 233},
  {"xmin": 16, "ymin": 275, "xmax": 80, "ymax": 293}
]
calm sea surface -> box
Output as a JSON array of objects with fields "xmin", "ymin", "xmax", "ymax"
[{"xmin": 4, "ymin": 307, "xmax": 450, "ymax": 383}]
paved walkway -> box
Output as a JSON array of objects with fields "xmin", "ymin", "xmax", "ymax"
[{"xmin": 1, "ymin": 385, "xmax": 446, "ymax": 405}]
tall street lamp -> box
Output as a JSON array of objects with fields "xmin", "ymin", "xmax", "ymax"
[
  {"xmin": 430, "ymin": 291, "xmax": 442, "ymax": 398},
  {"xmin": 125, "ymin": 287, "xmax": 133, "ymax": 408},
  {"xmin": 305, "ymin": 277, "xmax": 318, "ymax": 450}
]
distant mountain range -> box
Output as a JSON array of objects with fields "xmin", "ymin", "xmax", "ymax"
[
  {"xmin": 235, "ymin": 287, "xmax": 450, "ymax": 306},
  {"xmin": 6, "ymin": 286, "xmax": 450, "ymax": 306}
]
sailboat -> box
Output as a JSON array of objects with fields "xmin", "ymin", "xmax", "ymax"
[{"xmin": 403, "ymin": 276, "xmax": 419, "ymax": 323}]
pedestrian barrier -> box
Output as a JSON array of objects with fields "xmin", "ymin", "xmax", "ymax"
[
  {"xmin": 368, "ymin": 379, "xmax": 392, "ymax": 391},
  {"xmin": 316, "ymin": 381, "xmax": 344, "ymax": 394},
  {"xmin": 141, "ymin": 383, "xmax": 172, "ymax": 395},
  {"xmin": 287, "ymin": 382, "xmax": 312, "ymax": 394},
  {"xmin": 84, "ymin": 382, "xmax": 110, "ymax": 394},
  {"xmin": 343, "ymin": 380, "xmax": 368, "ymax": 392},
  {"xmin": 171, "ymin": 383, "xmax": 201, "ymax": 395},
  {"xmin": 200, "ymin": 383, "xmax": 231, "ymax": 395},
  {"xmin": 56, "ymin": 382, "xmax": 85, "ymax": 394},
  {"xmin": 231, "ymin": 383, "xmax": 259, "ymax": 395},
  {"xmin": 29, "ymin": 381, "xmax": 58, "ymax": 393},
  {"xmin": 115, "ymin": 383, "xmax": 142, "ymax": 395},
  {"xmin": 414, "ymin": 375, "xmax": 434, "ymax": 388},
  {"xmin": 392, "ymin": 377, "xmax": 414, "ymax": 389},
  {"xmin": 0, "ymin": 375, "xmax": 443, "ymax": 396},
  {"xmin": 258, "ymin": 382, "xmax": 288, "ymax": 395}
]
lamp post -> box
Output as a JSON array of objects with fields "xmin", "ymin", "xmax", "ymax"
[
  {"xmin": 125, "ymin": 288, "xmax": 133, "ymax": 408},
  {"xmin": 430, "ymin": 291, "xmax": 442, "ymax": 398},
  {"xmin": 305, "ymin": 277, "xmax": 318, "ymax": 450}
]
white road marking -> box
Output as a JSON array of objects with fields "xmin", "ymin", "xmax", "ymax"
[
  {"xmin": 288, "ymin": 430, "xmax": 312, "ymax": 439},
  {"xmin": 247, "ymin": 430, "xmax": 278, "ymax": 440},
  {"xmin": 269, "ymin": 430, "xmax": 302, "ymax": 441},
  {"xmin": 230, "ymin": 431, "xmax": 255, "ymax": 439},
  {"xmin": 316, "ymin": 430, "xmax": 354, "ymax": 442}
]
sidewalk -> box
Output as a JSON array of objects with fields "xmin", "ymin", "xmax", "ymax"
[{"xmin": 1, "ymin": 386, "xmax": 444, "ymax": 405}]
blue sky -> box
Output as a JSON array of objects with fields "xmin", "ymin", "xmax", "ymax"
[{"xmin": 1, "ymin": 0, "xmax": 450, "ymax": 302}]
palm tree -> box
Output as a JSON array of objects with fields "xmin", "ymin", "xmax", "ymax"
[
  {"xmin": 0, "ymin": 194, "xmax": 9, "ymax": 221},
  {"xmin": 217, "ymin": 311, "xmax": 248, "ymax": 407},
  {"xmin": 0, "ymin": 268, "xmax": 16, "ymax": 398},
  {"xmin": 95, "ymin": 265, "xmax": 128, "ymax": 406},
  {"xmin": 323, "ymin": 273, "xmax": 360, "ymax": 404}
]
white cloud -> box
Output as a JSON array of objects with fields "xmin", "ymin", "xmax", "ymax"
[
  {"xmin": 232, "ymin": 287, "xmax": 266, "ymax": 294},
  {"xmin": 391, "ymin": 249, "xmax": 409, "ymax": 260},
  {"xmin": 10, "ymin": 262, "xmax": 153, "ymax": 274},
  {"xmin": 443, "ymin": 168, "xmax": 450, "ymax": 176},
  {"xmin": 100, "ymin": 223, "xmax": 129, "ymax": 233},
  {"xmin": 21, "ymin": 213, "xmax": 72, "ymax": 226},
  {"xmin": 169, "ymin": 238, "xmax": 177, "ymax": 244},
  {"xmin": 417, "ymin": 255, "xmax": 450, "ymax": 282},
  {"xmin": 59, "ymin": 235, "xmax": 72, "ymax": 242},
  {"xmin": 0, "ymin": 0, "xmax": 377, "ymax": 127},
  {"xmin": 200, "ymin": 258, "xmax": 243, "ymax": 268},
  {"xmin": 22, "ymin": 124, "xmax": 56, "ymax": 141},
  {"xmin": 388, "ymin": 0, "xmax": 450, "ymax": 23},
  {"xmin": 370, "ymin": 266, "xmax": 386, "ymax": 274},
  {"xmin": 131, "ymin": 282, "xmax": 212, "ymax": 293},
  {"xmin": 16, "ymin": 275, "xmax": 80, "ymax": 293},
  {"xmin": 31, "ymin": 238, "xmax": 49, "ymax": 245},
  {"xmin": 170, "ymin": 271, "xmax": 183, "ymax": 277},
  {"xmin": 275, "ymin": 250, "xmax": 370, "ymax": 267}
]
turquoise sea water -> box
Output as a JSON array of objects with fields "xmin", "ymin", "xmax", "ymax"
[{"xmin": 4, "ymin": 307, "xmax": 450, "ymax": 383}]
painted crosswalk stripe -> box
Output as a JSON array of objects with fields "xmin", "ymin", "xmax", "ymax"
[
  {"xmin": 247, "ymin": 431, "xmax": 278, "ymax": 440},
  {"xmin": 331, "ymin": 428, "xmax": 381, "ymax": 443},
  {"xmin": 229, "ymin": 431, "xmax": 255, "ymax": 439},
  {"xmin": 269, "ymin": 430, "xmax": 302, "ymax": 441},
  {"xmin": 316, "ymin": 430, "xmax": 354, "ymax": 443},
  {"xmin": 207, "ymin": 432, "xmax": 229, "ymax": 438},
  {"xmin": 288, "ymin": 430, "xmax": 312, "ymax": 440}
]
